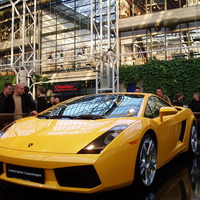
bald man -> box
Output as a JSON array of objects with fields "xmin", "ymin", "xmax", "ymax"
[{"xmin": 4, "ymin": 83, "xmax": 37, "ymax": 120}]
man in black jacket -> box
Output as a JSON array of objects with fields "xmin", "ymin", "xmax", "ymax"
[
  {"xmin": 0, "ymin": 83, "xmax": 13, "ymax": 129},
  {"xmin": 172, "ymin": 93, "xmax": 184, "ymax": 107},
  {"xmin": 0, "ymin": 83, "xmax": 13, "ymax": 113},
  {"xmin": 3, "ymin": 83, "xmax": 37, "ymax": 121}
]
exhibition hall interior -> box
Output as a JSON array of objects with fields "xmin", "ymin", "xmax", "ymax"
[{"xmin": 0, "ymin": 0, "xmax": 200, "ymax": 95}]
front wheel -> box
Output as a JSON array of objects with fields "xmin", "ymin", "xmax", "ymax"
[{"xmin": 135, "ymin": 134, "xmax": 157, "ymax": 187}]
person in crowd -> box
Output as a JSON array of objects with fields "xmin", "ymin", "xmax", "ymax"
[
  {"xmin": 24, "ymin": 86, "xmax": 36, "ymax": 106},
  {"xmin": 54, "ymin": 97, "xmax": 60, "ymax": 104},
  {"xmin": 0, "ymin": 83, "xmax": 13, "ymax": 129},
  {"xmin": 188, "ymin": 93, "xmax": 200, "ymax": 112},
  {"xmin": 47, "ymin": 96, "xmax": 55, "ymax": 108},
  {"xmin": 188, "ymin": 93, "xmax": 200, "ymax": 137},
  {"xmin": 135, "ymin": 86, "xmax": 141, "ymax": 92},
  {"xmin": 172, "ymin": 92, "xmax": 184, "ymax": 107},
  {"xmin": 3, "ymin": 83, "xmax": 37, "ymax": 121},
  {"xmin": 37, "ymin": 86, "xmax": 47, "ymax": 113},
  {"xmin": 0, "ymin": 82, "xmax": 13, "ymax": 113},
  {"xmin": 156, "ymin": 87, "xmax": 171, "ymax": 104},
  {"xmin": 24, "ymin": 86, "xmax": 31, "ymax": 97}
]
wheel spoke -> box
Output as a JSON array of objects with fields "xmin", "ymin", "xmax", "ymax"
[
  {"xmin": 146, "ymin": 140, "xmax": 153, "ymax": 155},
  {"xmin": 140, "ymin": 161, "xmax": 146, "ymax": 174},
  {"xmin": 149, "ymin": 160, "xmax": 156, "ymax": 170},
  {"xmin": 144, "ymin": 168, "xmax": 150, "ymax": 185}
]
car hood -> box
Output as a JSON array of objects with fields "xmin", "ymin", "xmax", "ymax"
[{"xmin": 0, "ymin": 117, "xmax": 136, "ymax": 154}]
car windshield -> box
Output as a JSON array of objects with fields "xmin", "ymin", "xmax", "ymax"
[{"xmin": 40, "ymin": 94, "xmax": 144, "ymax": 119}]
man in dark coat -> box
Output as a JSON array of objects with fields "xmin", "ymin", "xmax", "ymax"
[
  {"xmin": 0, "ymin": 83, "xmax": 13, "ymax": 113},
  {"xmin": 0, "ymin": 83, "xmax": 13, "ymax": 129},
  {"xmin": 188, "ymin": 93, "xmax": 200, "ymax": 112},
  {"xmin": 3, "ymin": 83, "xmax": 37, "ymax": 122}
]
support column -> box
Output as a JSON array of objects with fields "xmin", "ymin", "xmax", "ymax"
[{"xmin": 90, "ymin": 0, "xmax": 119, "ymax": 93}]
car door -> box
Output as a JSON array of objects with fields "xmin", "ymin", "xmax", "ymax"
[{"xmin": 144, "ymin": 96, "xmax": 183, "ymax": 164}]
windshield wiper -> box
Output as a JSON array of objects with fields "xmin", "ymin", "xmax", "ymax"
[
  {"xmin": 76, "ymin": 115, "xmax": 104, "ymax": 120},
  {"xmin": 37, "ymin": 114, "xmax": 104, "ymax": 120},
  {"xmin": 37, "ymin": 115, "xmax": 75, "ymax": 119}
]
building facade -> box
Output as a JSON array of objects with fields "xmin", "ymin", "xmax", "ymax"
[
  {"xmin": 119, "ymin": 0, "xmax": 200, "ymax": 65},
  {"xmin": 0, "ymin": 0, "xmax": 200, "ymax": 99}
]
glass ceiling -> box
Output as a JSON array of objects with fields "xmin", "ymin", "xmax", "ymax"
[
  {"xmin": 0, "ymin": 0, "xmax": 8, "ymax": 3},
  {"xmin": 61, "ymin": 0, "xmax": 116, "ymax": 22}
]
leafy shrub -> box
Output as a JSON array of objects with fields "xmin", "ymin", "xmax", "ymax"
[{"xmin": 119, "ymin": 58, "xmax": 200, "ymax": 105}]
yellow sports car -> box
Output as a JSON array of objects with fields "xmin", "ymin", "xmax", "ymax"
[{"xmin": 0, "ymin": 93, "xmax": 197, "ymax": 193}]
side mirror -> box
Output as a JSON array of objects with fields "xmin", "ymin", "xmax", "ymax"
[{"xmin": 160, "ymin": 107, "xmax": 178, "ymax": 122}]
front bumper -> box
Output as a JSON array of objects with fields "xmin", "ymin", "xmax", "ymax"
[{"xmin": 0, "ymin": 144, "xmax": 138, "ymax": 193}]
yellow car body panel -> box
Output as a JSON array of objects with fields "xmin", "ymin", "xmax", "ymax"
[{"xmin": 0, "ymin": 93, "xmax": 196, "ymax": 193}]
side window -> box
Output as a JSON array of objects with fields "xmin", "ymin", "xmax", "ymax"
[{"xmin": 144, "ymin": 96, "xmax": 171, "ymax": 118}]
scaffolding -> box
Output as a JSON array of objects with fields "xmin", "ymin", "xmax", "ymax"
[
  {"xmin": 0, "ymin": 0, "xmax": 119, "ymax": 95},
  {"xmin": 0, "ymin": 0, "xmax": 37, "ymax": 95}
]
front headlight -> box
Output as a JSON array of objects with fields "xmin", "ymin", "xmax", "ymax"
[
  {"xmin": 78, "ymin": 124, "xmax": 130, "ymax": 154},
  {"xmin": 0, "ymin": 122, "xmax": 15, "ymax": 137}
]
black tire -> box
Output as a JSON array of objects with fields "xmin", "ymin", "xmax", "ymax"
[
  {"xmin": 188, "ymin": 124, "xmax": 198, "ymax": 154},
  {"xmin": 135, "ymin": 134, "xmax": 157, "ymax": 187}
]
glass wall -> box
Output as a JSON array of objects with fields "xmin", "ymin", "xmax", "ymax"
[
  {"xmin": 41, "ymin": 1, "xmax": 91, "ymax": 72},
  {"xmin": 119, "ymin": 0, "xmax": 200, "ymax": 65},
  {"xmin": 40, "ymin": 0, "xmax": 116, "ymax": 73},
  {"xmin": 120, "ymin": 21, "xmax": 200, "ymax": 65}
]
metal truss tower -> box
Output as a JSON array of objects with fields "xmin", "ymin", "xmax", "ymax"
[
  {"xmin": 11, "ymin": 0, "xmax": 37, "ymax": 88},
  {"xmin": 90, "ymin": 0, "xmax": 119, "ymax": 93},
  {"xmin": 0, "ymin": 0, "xmax": 37, "ymax": 88}
]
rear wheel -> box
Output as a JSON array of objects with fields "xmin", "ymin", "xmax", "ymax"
[
  {"xmin": 189, "ymin": 124, "xmax": 198, "ymax": 154},
  {"xmin": 135, "ymin": 134, "xmax": 157, "ymax": 187}
]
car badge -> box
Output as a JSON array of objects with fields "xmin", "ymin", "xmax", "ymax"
[{"xmin": 28, "ymin": 143, "xmax": 34, "ymax": 148}]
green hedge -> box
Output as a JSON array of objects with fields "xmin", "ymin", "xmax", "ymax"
[
  {"xmin": 0, "ymin": 75, "xmax": 16, "ymax": 91},
  {"xmin": 34, "ymin": 75, "xmax": 51, "ymax": 92},
  {"xmin": 119, "ymin": 58, "xmax": 200, "ymax": 105}
]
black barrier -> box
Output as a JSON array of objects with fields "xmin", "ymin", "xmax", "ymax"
[
  {"xmin": 193, "ymin": 112, "xmax": 200, "ymax": 117},
  {"xmin": 0, "ymin": 113, "xmax": 30, "ymax": 130}
]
